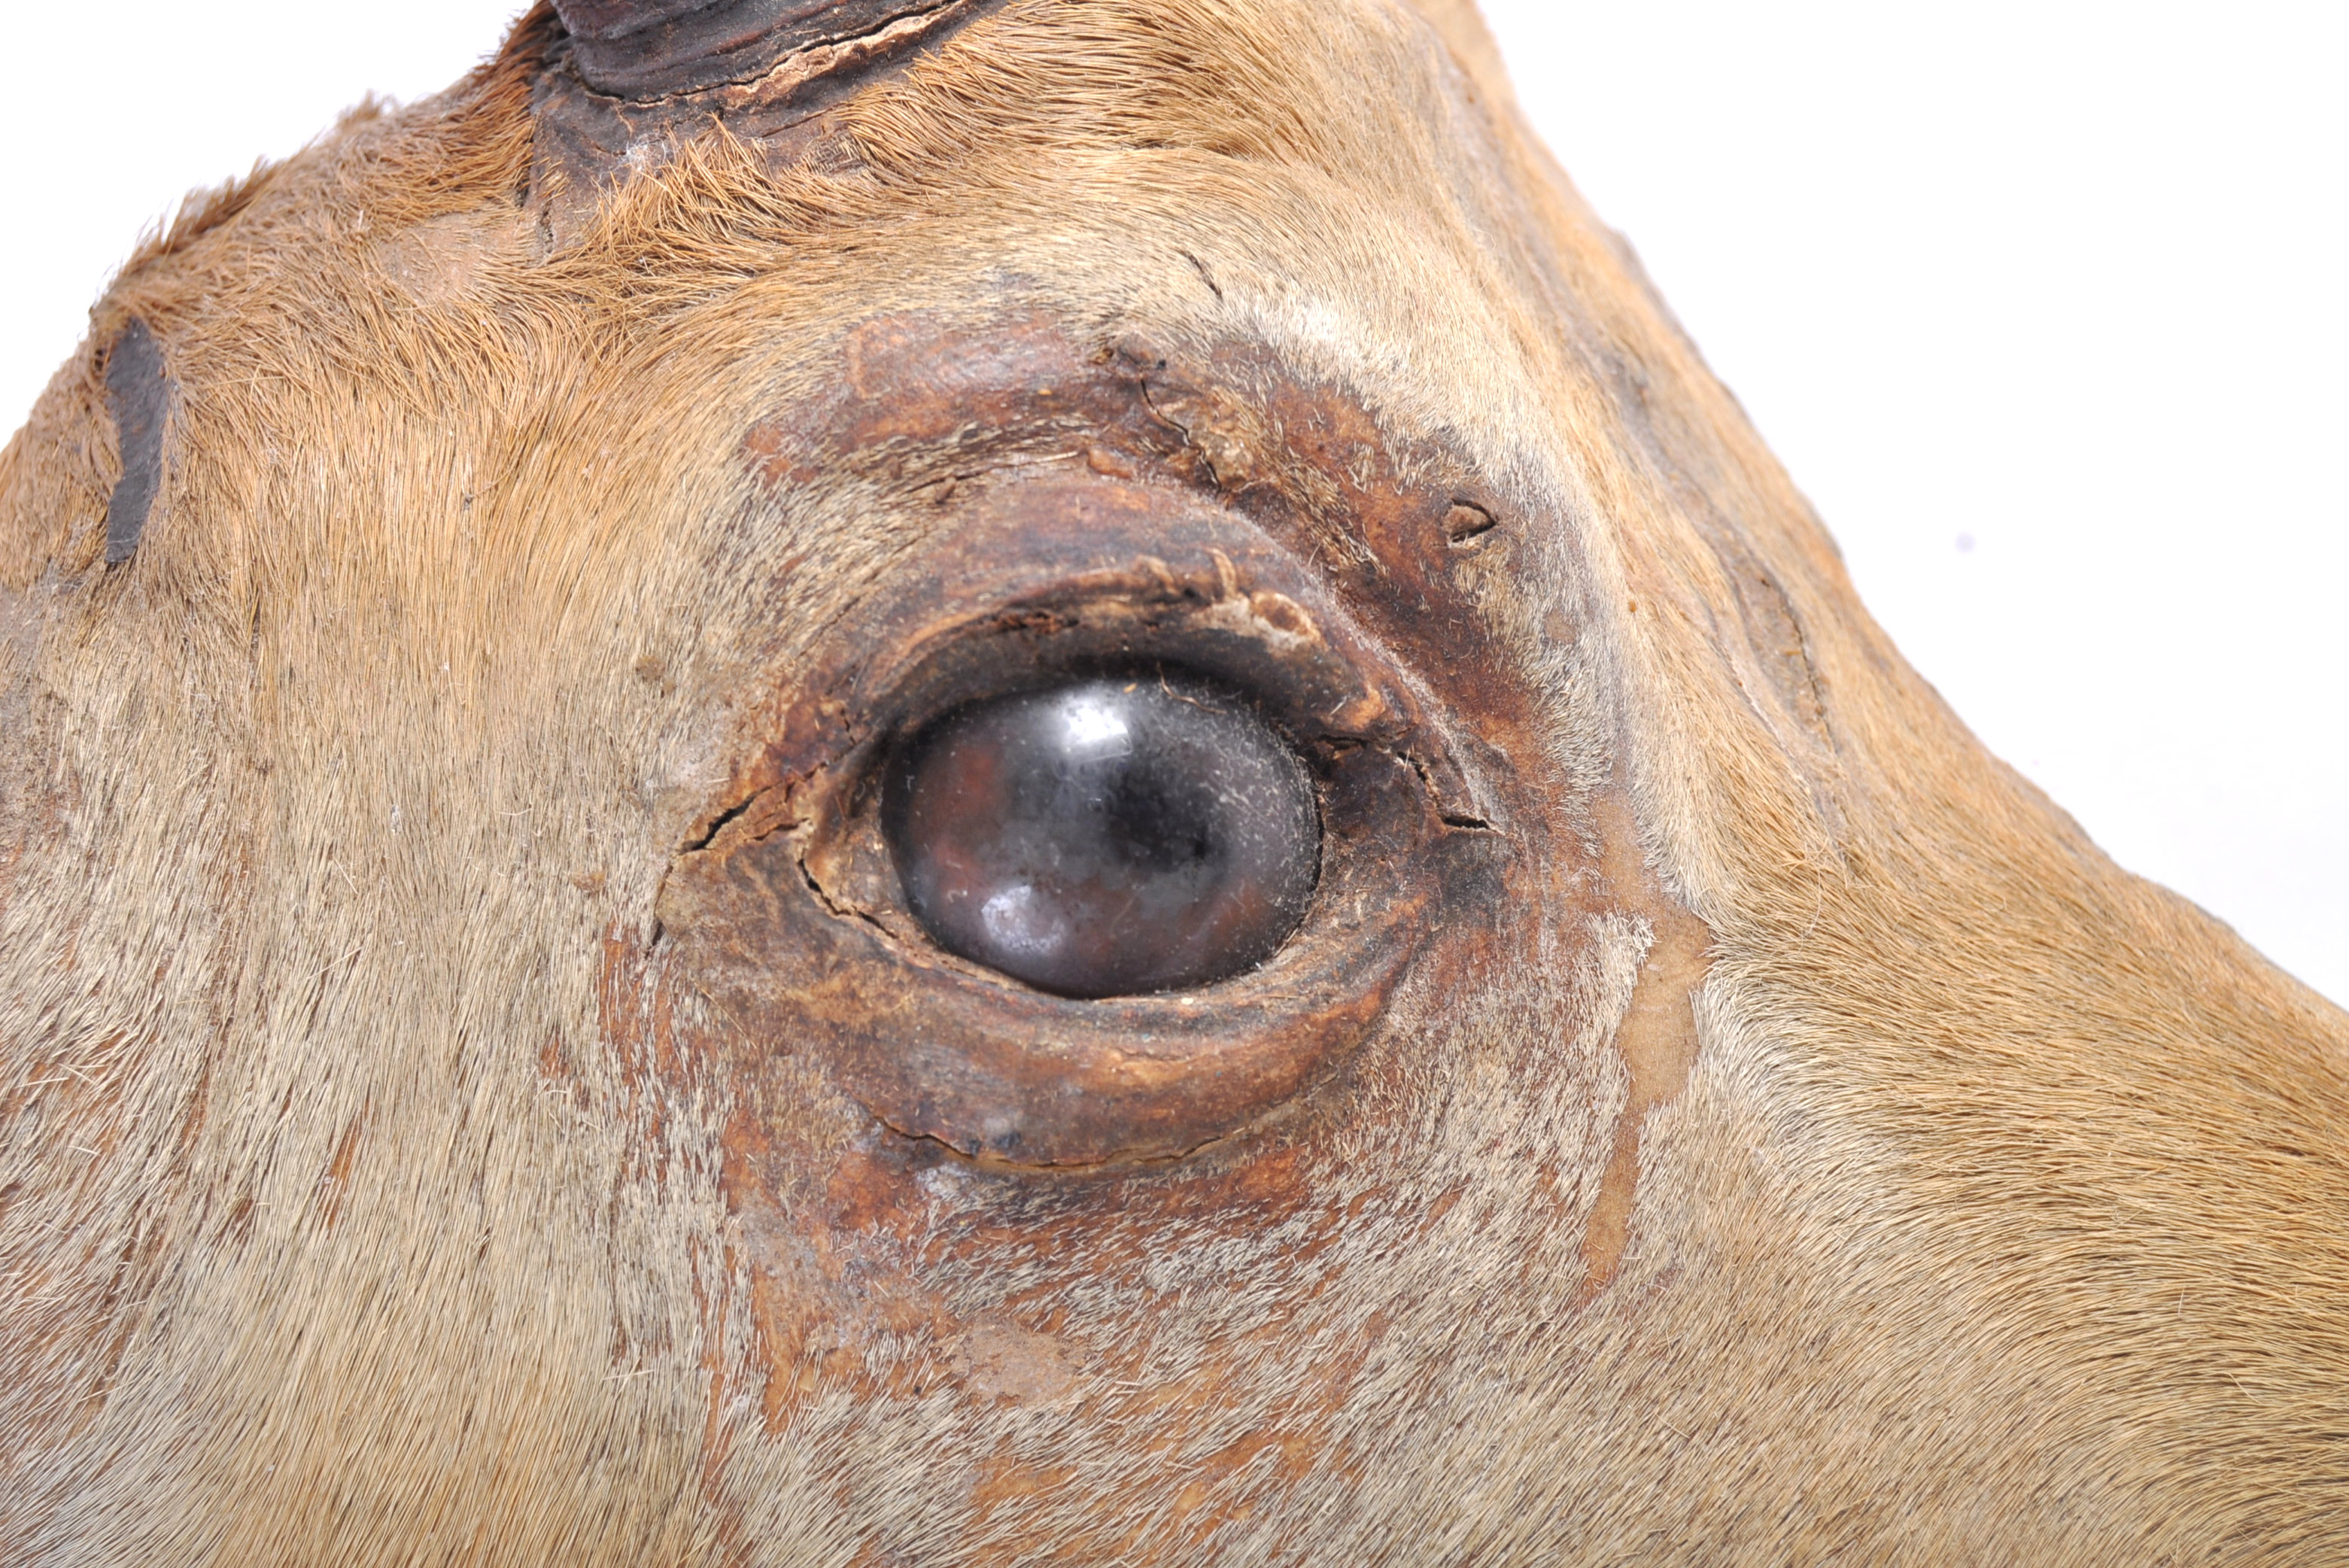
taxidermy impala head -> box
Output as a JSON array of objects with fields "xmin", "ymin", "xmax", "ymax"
[{"xmin": 3, "ymin": 1, "xmax": 2344, "ymax": 1562}]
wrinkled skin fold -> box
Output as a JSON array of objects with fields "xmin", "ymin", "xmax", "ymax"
[{"xmin": 1, "ymin": 2, "xmax": 2344, "ymax": 1563}]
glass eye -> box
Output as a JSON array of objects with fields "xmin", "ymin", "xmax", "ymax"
[{"xmin": 883, "ymin": 676, "xmax": 1320, "ymax": 998}]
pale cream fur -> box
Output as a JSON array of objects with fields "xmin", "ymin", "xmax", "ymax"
[{"xmin": 2, "ymin": 2, "xmax": 2343, "ymax": 1563}]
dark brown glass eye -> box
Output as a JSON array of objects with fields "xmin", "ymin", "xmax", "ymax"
[{"xmin": 883, "ymin": 676, "xmax": 1320, "ymax": 998}]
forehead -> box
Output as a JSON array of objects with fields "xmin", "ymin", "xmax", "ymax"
[{"xmin": 115, "ymin": 2, "xmax": 1604, "ymax": 611}]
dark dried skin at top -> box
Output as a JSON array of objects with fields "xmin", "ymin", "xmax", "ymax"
[
  {"xmin": 552, "ymin": 0, "xmax": 968, "ymax": 98},
  {"xmin": 102, "ymin": 320, "xmax": 170, "ymax": 564},
  {"xmin": 530, "ymin": 0, "xmax": 1004, "ymax": 245}
]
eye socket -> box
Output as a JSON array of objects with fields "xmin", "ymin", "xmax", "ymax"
[{"xmin": 882, "ymin": 676, "xmax": 1320, "ymax": 999}]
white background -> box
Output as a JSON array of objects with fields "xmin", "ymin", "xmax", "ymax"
[{"xmin": 5, "ymin": 2, "xmax": 2341, "ymax": 1004}]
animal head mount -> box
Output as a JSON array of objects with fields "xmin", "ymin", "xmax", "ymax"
[{"xmin": 2, "ymin": 1, "xmax": 2344, "ymax": 1561}]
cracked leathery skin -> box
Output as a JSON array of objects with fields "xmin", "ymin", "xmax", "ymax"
[
  {"xmin": 552, "ymin": 0, "xmax": 976, "ymax": 98},
  {"xmin": 1, "ymin": 2, "xmax": 2344, "ymax": 1564}
]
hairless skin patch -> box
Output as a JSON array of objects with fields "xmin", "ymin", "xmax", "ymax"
[
  {"xmin": 552, "ymin": 0, "xmax": 980, "ymax": 97},
  {"xmin": 102, "ymin": 319, "xmax": 169, "ymax": 565}
]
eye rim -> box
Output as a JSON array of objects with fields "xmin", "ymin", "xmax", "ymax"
[
  {"xmin": 788, "ymin": 569, "xmax": 1454, "ymax": 1010},
  {"xmin": 660, "ymin": 473, "xmax": 1500, "ymax": 1167}
]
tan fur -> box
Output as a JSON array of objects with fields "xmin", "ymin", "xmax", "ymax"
[{"xmin": 2, "ymin": 2, "xmax": 2342, "ymax": 1562}]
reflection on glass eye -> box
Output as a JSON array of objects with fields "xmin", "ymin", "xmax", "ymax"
[{"xmin": 883, "ymin": 676, "xmax": 1320, "ymax": 998}]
